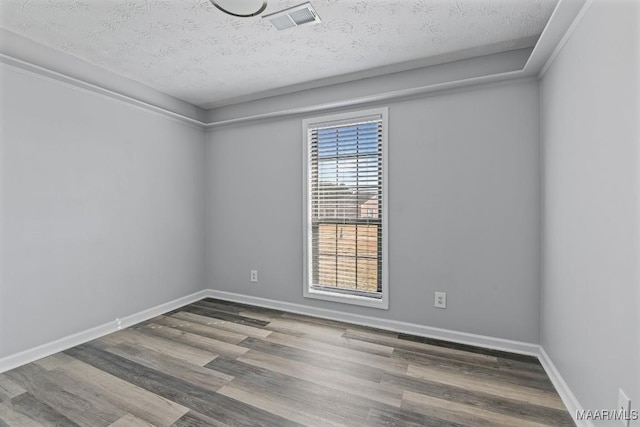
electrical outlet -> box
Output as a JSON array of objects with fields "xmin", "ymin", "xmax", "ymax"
[
  {"xmin": 434, "ymin": 291, "xmax": 446, "ymax": 309},
  {"xmin": 250, "ymin": 270, "xmax": 258, "ymax": 283},
  {"xmin": 618, "ymin": 389, "xmax": 631, "ymax": 427}
]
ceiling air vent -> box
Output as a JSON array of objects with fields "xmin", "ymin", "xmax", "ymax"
[{"xmin": 263, "ymin": 2, "xmax": 321, "ymax": 31}]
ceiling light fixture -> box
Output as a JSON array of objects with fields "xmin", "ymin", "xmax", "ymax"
[
  {"xmin": 210, "ymin": 0, "xmax": 268, "ymax": 18},
  {"xmin": 263, "ymin": 2, "xmax": 321, "ymax": 31}
]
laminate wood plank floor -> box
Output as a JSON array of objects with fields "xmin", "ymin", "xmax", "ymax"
[{"xmin": 0, "ymin": 298, "xmax": 575, "ymax": 426}]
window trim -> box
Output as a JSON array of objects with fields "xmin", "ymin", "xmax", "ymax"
[{"xmin": 302, "ymin": 107, "xmax": 389, "ymax": 310}]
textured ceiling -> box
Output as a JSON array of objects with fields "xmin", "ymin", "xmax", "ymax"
[{"xmin": 0, "ymin": 0, "xmax": 557, "ymax": 108}]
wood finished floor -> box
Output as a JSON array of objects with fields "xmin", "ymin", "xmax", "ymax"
[{"xmin": 0, "ymin": 298, "xmax": 575, "ymax": 427}]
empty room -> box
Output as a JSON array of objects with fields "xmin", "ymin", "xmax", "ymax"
[{"xmin": 0, "ymin": 0, "xmax": 638, "ymax": 426}]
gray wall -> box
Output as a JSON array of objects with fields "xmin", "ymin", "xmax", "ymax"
[
  {"xmin": 0, "ymin": 65, "xmax": 207, "ymax": 358},
  {"xmin": 540, "ymin": 0, "xmax": 640, "ymax": 423},
  {"xmin": 206, "ymin": 79, "xmax": 541, "ymax": 343}
]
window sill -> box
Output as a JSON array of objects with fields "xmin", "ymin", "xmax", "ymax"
[{"xmin": 304, "ymin": 287, "xmax": 389, "ymax": 310}]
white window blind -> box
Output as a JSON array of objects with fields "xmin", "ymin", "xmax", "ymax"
[{"xmin": 307, "ymin": 112, "xmax": 385, "ymax": 300}]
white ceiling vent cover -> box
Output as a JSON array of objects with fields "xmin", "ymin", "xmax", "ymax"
[{"xmin": 263, "ymin": 2, "xmax": 321, "ymax": 31}]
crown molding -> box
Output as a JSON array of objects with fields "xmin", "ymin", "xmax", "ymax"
[
  {"xmin": 524, "ymin": 0, "xmax": 588, "ymax": 75},
  {"xmin": 204, "ymin": 73, "xmax": 542, "ymax": 130},
  {"xmin": 2, "ymin": 47, "xmax": 532, "ymax": 131},
  {"xmin": 538, "ymin": 0, "xmax": 594, "ymax": 77},
  {"xmin": 205, "ymin": 0, "xmax": 587, "ymax": 128},
  {"xmin": 206, "ymin": 48, "xmax": 533, "ymax": 127},
  {"xmin": 0, "ymin": 55, "xmax": 207, "ymax": 129},
  {"xmin": 0, "ymin": 29, "xmax": 207, "ymax": 125},
  {"xmin": 203, "ymin": 36, "xmax": 539, "ymax": 110},
  {"xmin": 0, "ymin": 0, "xmax": 585, "ymax": 129}
]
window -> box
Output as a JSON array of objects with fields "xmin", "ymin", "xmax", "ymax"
[{"xmin": 302, "ymin": 108, "xmax": 388, "ymax": 309}]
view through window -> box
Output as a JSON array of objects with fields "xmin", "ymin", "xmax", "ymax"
[{"xmin": 304, "ymin": 108, "xmax": 387, "ymax": 306}]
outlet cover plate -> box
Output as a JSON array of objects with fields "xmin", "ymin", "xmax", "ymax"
[{"xmin": 435, "ymin": 291, "xmax": 446, "ymax": 309}]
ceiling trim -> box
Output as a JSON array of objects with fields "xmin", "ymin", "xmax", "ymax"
[
  {"xmin": 538, "ymin": 0, "xmax": 594, "ymax": 77},
  {"xmin": 0, "ymin": 0, "xmax": 589, "ymax": 130},
  {"xmin": 523, "ymin": 0, "xmax": 588, "ymax": 76},
  {"xmin": 204, "ymin": 74, "xmax": 538, "ymax": 130},
  {"xmin": 204, "ymin": 36, "xmax": 539, "ymax": 110},
  {"xmin": 208, "ymin": 47, "xmax": 533, "ymax": 122},
  {"xmin": 0, "ymin": 29, "xmax": 207, "ymax": 123},
  {"xmin": 204, "ymin": 49, "xmax": 533, "ymax": 128},
  {"xmin": 204, "ymin": 0, "xmax": 590, "ymax": 127},
  {"xmin": 1, "ymin": 47, "xmax": 532, "ymax": 131},
  {"xmin": 0, "ymin": 54, "xmax": 207, "ymax": 128}
]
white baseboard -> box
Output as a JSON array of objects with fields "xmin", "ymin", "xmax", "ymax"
[
  {"xmin": 538, "ymin": 347, "xmax": 590, "ymax": 427},
  {"xmin": 0, "ymin": 286, "xmax": 586, "ymax": 427},
  {"xmin": 204, "ymin": 289, "xmax": 540, "ymax": 357},
  {"xmin": 208, "ymin": 290, "xmax": 588, "ymax": 425},
  {"xmin": 0, "ymin": 290, "xmax": 209, "ymax": 373}
]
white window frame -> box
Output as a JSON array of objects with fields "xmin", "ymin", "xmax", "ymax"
[{"xmin": 302, "ymin": 107, "xmax": 389, "ymax": 309}]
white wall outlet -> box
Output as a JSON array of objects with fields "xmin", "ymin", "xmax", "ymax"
[
  {"xmin": 250, "ymin": 270, "xmax": 258, "ymax": 283},
  {"xmin": 618, "ymin": 389, "xmax": 631, "ymax": 427},
  {"xmin": 435, "ymin": 291, "xmax": 446, "ymax": 309}
]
